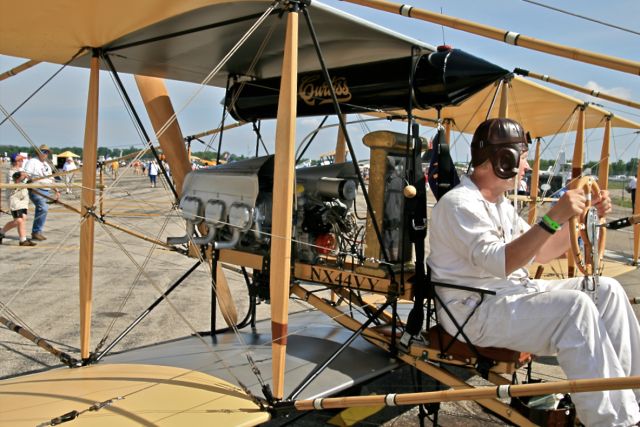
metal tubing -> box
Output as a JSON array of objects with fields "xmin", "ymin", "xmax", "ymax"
[
  {"xmin": 94, "ymin": 261, "xmax": 202, "ymax": 362},
  {"xmin": 287, "ymin": 300, "xmax": 392, "ymax": 401}
]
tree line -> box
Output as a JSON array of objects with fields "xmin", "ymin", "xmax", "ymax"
[
  {"xmin": 539, "ymin": 158, "xmax": 638, "ymax": 177},
  {"xmin": 3, "ymin": 144, "xmax": 636, "ymax": 175},
  {"xmin": 0, "ymin": 145, "xmax": 248, "ymax": 163}
]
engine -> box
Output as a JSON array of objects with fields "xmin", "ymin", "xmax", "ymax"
[{"xmin": 167, "ymin": 156, "xmax": 359, "ymax": 264}]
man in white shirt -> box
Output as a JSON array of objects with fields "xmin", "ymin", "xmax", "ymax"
[
  {"xmin": 23, "ymin": 144, "xmax": 59, "ymax": 240},
  {"xmin": 428, "ymin": 118, "xmax": 640, "ymax": 426},
  {"xmin": 62, "ymin": 157, "xmax": 77, "ymax": 194}
]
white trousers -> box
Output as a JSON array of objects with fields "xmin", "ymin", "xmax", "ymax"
[{"xmin": 440, "ymin": 277, "xmax": 640, "ymax": 427}]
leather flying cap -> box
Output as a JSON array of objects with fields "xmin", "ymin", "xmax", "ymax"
[{"xmin": 470, "ymin": 118, "xmax": 528, "ymax": 167}]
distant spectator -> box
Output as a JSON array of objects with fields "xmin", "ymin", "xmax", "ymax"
[
  {"xmin": 0, "ymin": 170, "xmax": 36, "ymax": 246},
  {"xmin": 111, "ymin": 159, "xmax": 119, "ymax": 179},
  {"xmin": 517, "ymin": 178, "xmax": 528, "ymax": 195},
  {"xmin": 148, "ymin": 160, "xmax": 159, "ymax": 188},
  {"xmin": 23, "ymin": 144, "xmax": 59, "ymax": 241},
  {"xmin": 62, "ymin": 157, "xmax": 77, "ymax": 194},
  {"xmin": 627, "ymin": 176, "xmax": 637, "ymax": 213}
]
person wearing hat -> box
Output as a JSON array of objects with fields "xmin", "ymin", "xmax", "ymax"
[
  {"xmin": 1, "ymin": 153, "xmax": 37, "ymax": 246},
  {"xmin": 427, "ymin": 118, "xmax": 639, "ymax": 426},
  {"xmin": 23, "ymin": 144, "xmax": 59, "ymax": 241},
  {"xmin": 62, "ymin": 157, "xmax": 77, "ymax": 194}
]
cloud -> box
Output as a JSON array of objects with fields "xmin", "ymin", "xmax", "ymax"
[{"xmin": 582, "ymin": 81, "xmax": 632, "ymax": 102}]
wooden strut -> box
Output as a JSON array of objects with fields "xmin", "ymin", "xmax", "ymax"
[
  {"xmin": 269, "ymin": 9, "xmax": 299, "ymax": 399},
  {"xmin": 0, "ymin": 59, "xmax": 39, "ymax": 81},
  {"xmin": 342, "ymin": 0, "xmax": 640, "ymax": 75},
  {"xmin": 186, "ymin": 121, "xmax": 247, "ymax": 140},
  {"xmin": 290, "ymin": 284, "xmax": 534, "ymax": 426},
  {"xmin": 79, "ymin": 53, "xmax": 100, "ymax": 360},
  {"xmin": 527, "ymin": 139, "xmax": 541, "ymax": 224},
  {"xmin": 567, "ymin": 107, "xmax": 585, "ymax": 278},
  {"xmin": 0, "ymin": 315, "xmax": 79, "ymax": 367},
  {"xmin": 291, "ymin": 375, "xmax": 640, "ymax": 411}
]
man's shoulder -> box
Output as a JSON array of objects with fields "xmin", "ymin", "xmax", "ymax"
[{"xmin": 438, "ymin": 183, "xmax": 477, "ymax": 206}]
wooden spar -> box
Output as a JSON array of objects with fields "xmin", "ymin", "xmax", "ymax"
[
  {"xmin": 0, "ymin": 183, "xmax": 105, "ymax": 190},
  {"xmin": 0, "ymin": 315, "xmax": 78, "ymax": 366},
  {"xmin": 342, "ymin": 0, "xmax": 640, "ymax": 75},
  {"xmin": 269, "ymin": 9, "xmax": 299, "ymax": 399},
  {"xmin": 29, "ymin": 189, "xmax": 173, "ymax": 249},
  {"xmin": 568, "ymin": 107, "xmax": 585, "ymax": 278},
  {"xmin": 79, "ymin": 54, "xmax": 99, "ymax": 360},
  {"xmin": 0, "ymin": 59, "xmax": 39, "ymax": 81},
  {"xmin": 187, "ymin": 121, "xmax": 247, "ymax": 140},
  {"xmin": 292, "ymin": 375, "xmax": 640, "ymax": 410},
  {"xmin": 498, "ymin": 78, "xmax": 509, "ymax": 118},
  {"xmin": 335, "ymin": 114, "xmax": 347, "ymax": 163},
  {"xmin": 598, "ymin": 117, "xmax": 611, "ymax": 269},
  {"xmin": 515, "ymin": 68, "xmax": 640, "ymax": 110},
  {"xmin": 135, "ymin": 76, "xmax": 191, "ymax": 197},
  {"xmin": 135, "ymin": 77, "xmax": 241, "ymax": 325},
  {"xmin": 527, "ymin": 139, "xmax": 541, "ymax": 224}
]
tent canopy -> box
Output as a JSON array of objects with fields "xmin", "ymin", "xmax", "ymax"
[{"xmin": 57, "ymin": 151, "xmax": 80, "ymax": 158}]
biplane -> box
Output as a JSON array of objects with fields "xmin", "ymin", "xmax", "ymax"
[{"xmin": 1, "ymin": 0, "xmax": 639, "ymax": 426}]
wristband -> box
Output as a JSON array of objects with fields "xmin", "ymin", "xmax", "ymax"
[
  {"xmin": 538, "ymin": 219, "xmax": 556, "ymax": 234},
  {"xmin": 541, "ymin": 214, "xmax": 561, "ymax": 231}
]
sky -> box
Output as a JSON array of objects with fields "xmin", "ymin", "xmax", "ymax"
[{"xmin": 0, "ymin": 0, "xmax": 639, "ymax": 164}]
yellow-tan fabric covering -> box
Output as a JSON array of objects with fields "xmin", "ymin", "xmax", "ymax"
[
  {"xmin": 0, "ymin": 1, "xmax": 240, "ymax": 64},
  {"xmin": 0, "ymin": 364, "xmax": 270, "ymax": 426},
  {"xmin": 381, "ymin": 76, "xmax": 640, "ymax": 137}
]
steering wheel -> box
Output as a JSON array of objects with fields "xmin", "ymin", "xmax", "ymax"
[{"xmin": 568, "ymin": 176, "xmax": 606, "ymax": 276}]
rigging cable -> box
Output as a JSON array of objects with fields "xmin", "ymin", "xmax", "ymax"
[
  {"xmin": 518, "ymin": 0, "xmax": 640, "ymax": 36},
  {"xmin": 0, "ymin": 48, "xmax": 86, "ymax": 128}
]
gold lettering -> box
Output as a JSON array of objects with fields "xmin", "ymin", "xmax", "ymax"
[{"xmin": 298, "ymin": 74, "xmax": 352, "ymax": 107}]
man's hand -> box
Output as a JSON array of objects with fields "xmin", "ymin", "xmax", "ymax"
[
  {"xmin": 547, "ymin": 189, "xmax": 586, "ymax": 224},
  {"xmin": 593, "ymin": 190, "xmax": 612, "ymax": 218}
]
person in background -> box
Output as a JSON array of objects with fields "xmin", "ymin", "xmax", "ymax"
[
  {"xmin": 62, "ymin": 157, "xmax": 77, "ymax": 194},
  {"xmin": 23, "ymin": 144, "xmax": 59, "ymax": 241},
  {"xmin": 0, "ymin": 170, "xmax": 36, "ymax": 246},
  {"xmin": 148, "ymin": 160, "xmax": 159, "ymax": 188},
  {"xmin": 627, "ymin": 175, "xmax": 637, "ymax": 213}
]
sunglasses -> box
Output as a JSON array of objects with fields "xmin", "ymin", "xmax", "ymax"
[{"xmin": 41, "ymin": 150, "xmax": 50, "ymax": 154}]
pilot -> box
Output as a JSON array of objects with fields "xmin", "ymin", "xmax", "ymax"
[{"xmin": 427, "ymin": 118, "xmax": 640, "ymax": 426}]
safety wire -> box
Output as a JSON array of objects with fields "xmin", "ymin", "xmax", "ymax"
[
  {"xmin": 150, "ymin": 3, "xmax": 278, "ymax": 143},
  {"xmin": 0, "ymin": 104, "xmax": 61, "ymax": 177},
  {"xmin": 0, "ymin": 47, "xmax": 86, "ymax": 127},
  {"xmin": 202, "ymin": 15, "xmax": 280, "ymax": 158}
]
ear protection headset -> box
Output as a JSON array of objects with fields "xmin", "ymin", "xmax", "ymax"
[
  {"xmin": 470, "ymin": 118, "xmax": 529, "ymax": 179},
  {"xmin": 489, "ymin": 144, "xmax": 521, "ymax": 179}
]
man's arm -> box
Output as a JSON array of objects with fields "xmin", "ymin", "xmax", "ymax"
[{"xmin": 505, "ymin": 189, "xmax": 586, "ymax": 274}]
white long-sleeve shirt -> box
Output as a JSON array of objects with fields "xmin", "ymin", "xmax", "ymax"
[{"xmin": 427, "ymin": 175, "xmax": 535, "ymax": 302}]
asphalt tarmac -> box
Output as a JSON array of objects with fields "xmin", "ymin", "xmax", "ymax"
[{"xmin": 1, "ymin": 163, "xmax": 638, "ymax": 426}]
